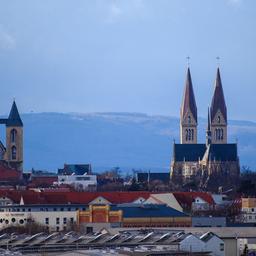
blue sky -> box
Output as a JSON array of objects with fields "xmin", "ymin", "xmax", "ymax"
[{"xmin": 0, "ymin": 0, "xmax": 255, "ymax": 121}]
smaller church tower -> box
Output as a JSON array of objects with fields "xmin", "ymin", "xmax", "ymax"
[
  {"xmin": 5, "ymin": 101, "xmax": 23, "ymax": 171},
  {"xmin": 210, "ymin": 68, "xmax": 227, "ymax": 144},
  {"xmin": 180, "ymin": 68, "xmax": 198, "ymax": 144}
]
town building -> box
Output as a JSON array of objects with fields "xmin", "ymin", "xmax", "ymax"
[
  {"xmin": 239, "ymin": 198, "xmax": 256, "ymax": 223},
  {"xmin": 58, "ymin": 164, "xmax": 92, "ymax": 175},
  {"xmin": 55, "ymin": 173, "xmax": 97, "ymax": 191},
  {"xmin": 200, "ymin": 232, "xmax": 225, "ymax": 256},
  {"xmin": 170, "ymin": 68, "xmax": 240, "ymax": 191}
]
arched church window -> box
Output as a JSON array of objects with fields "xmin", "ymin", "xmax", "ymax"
[
  {"xmin": 217, "ymin": 116, "xmax": 221, "ymax": 124},
  {"xmin": 188, "ymin": 129, "xmax": 191, "ymax": 141},
  {"xmin": 11, "ymin": 146, "xmax": 17, "ymax": 160},
  {"xmin": 220, "ymin": 129, "xmax": 224, "ymax": 140},
  {"xmin": 191, "ymin": 129, "xmax": 194, "ymax": 141},
  {"xmin": 11, "ymin": 129, "xmax": 17, "ymax": 143},
  {"xmin": 215, "ymin": 129, "xmax": 218, "ymax": 141},
  {"xmin": 185, "ymin": 129, "xmax": 188, "ymax": 141},
  {"xmin": 188, "ymin": 116, "xmax": 191, "ymax": 124}
]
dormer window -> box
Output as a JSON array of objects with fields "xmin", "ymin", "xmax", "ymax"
[{"xmin": 217, "ymin": 116, "xmax": 221, "ymax": 123}]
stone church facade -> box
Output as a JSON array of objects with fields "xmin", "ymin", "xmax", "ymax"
[
  {"xmin": 0, "ymin": 101, "xmax": 23, "ymax": 171},
  {"xmin": 170, "ymin": 68, "xmax": 240, "ymax": 191}
]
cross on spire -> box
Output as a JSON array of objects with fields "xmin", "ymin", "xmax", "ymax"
[
  {"xmin": 216, "ymin": 56, "xmax": 220, "ymax": 67},
  {"xmin": 186, "ymin": 56, "xmax": 190, "ymax": 67}
]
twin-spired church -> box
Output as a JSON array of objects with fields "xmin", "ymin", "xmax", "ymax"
[{"xmin": 170, "ymin": 68, "xmax": 240, "ymax": 191}]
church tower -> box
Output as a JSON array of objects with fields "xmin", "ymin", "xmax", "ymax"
[
  {"xmin": 180, "ymin": 68, "xmax": 198, "ymax": 144},
  {"xmin": 206, "ymin": 108, "xmax": 212, "ymax": 146},
  {"xmin": 5, "ymin": 101, "xmax": 23, "ymax": 171},
  {"xmin": 210, "ymin": 68, "xmax": 227, "ymax": 144}
]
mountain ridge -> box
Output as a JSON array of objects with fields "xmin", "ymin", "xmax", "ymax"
[{"xmin": 1, "ymin": 112, "xmax": 255, "ymax": 172}]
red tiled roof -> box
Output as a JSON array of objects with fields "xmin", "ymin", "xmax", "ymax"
[
  {"xmin": 28, "ymin": 176, "xmax": 58, "ymax": 188},
  {"xmin": 0, "ymin": 164, "xmax": 21, "ymax": 181},
  {"xmin": 0, "ymin": 190, "xmax": 152, "ymax": 205},
  {"xmin": 173, "ymin": 192, "xmax": 214, "ymax": 209}
]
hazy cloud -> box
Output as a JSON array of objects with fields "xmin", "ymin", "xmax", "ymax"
[
  {"xmin": 106, "ymin": 0, "xmax": 145, "ymax": 23},
  {"xmin": 0, "ymin": 25, "xmax": 16, "ymax": 50},
  {"xmin": 228, "ymin": 0, "xmax": 242, "ymax": 5}
]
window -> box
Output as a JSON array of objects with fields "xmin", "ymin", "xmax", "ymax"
[
  {"xmin": 11, "ymin": 218, "xmax": 16, "ymax": 223},
  {"xmin": 11, "ymin": 146, "xmax": 17, "ymax": 160},
  {"xmin": 56, "ymin": 226, "xmax": 59, "ymax": 232},
  {"xmin": 188, "ymin": 129, "xmax": 191, "ymax": 141},
  {"xmin": 185, "ymin": 129, "xmax": 188, "ymax": 141},
  {"xmin": 218, "ymin": 116, "xmax": 221, "ymax": 123},
  {"xmin": 220, "ymin": 129, "xmax": 223, "ymax": 140},
  {"xmin": 45, "ymin": 218, "xmax": 49, "ymax": 225},
  {"xmin": 56, "ymin": 218, "xmax": 60, "ymax": 225},
  {"xmin": 220, "ymin": 243, "xmax": 224, "ymax": 251},
  {"xmin": 11, "ymin": 129, "xmax": 17, "ymax": 143},
  {"xmin": 76, "ymin": 177, "xmax": 91, "ymax": 181},
  {"xmin": 70, "ymin": 217, "xmax": 74, "ymax": 224},
  {"xmin": 188, "ymin": 116, "xmax": 191, "ymax": 124},
  {"xmin": 63, "ymin": 217, "xmax": 67, "ymax": 224}
]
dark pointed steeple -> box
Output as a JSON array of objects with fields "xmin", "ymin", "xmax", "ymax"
[
  {"xmin": 210, "ymin": 68, "xmax": 227, "ymax": 122},
  {"xmin": 7, "ymin": 101, "xmax": 23, "ymax": 127},
  {"xmin": 181, "ymin": 68, "xmax": 197, "ymax": 122}
]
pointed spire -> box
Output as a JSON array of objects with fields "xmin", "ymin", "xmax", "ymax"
[
  {"xmin": 7, "ymin": 100, "xmax": 23, "ymax": 127},
  {"xmin": 206, "ymin": 107, "xmax": 212, "ymax": 145},
  {"xmin": 181, "ymin": 68, "xmax": 197, "ymax": 122},
  {"xmin": 207, "ymin": 107, "xmax": 211, "ymax": 132},
  {"xmin": 210, "ymin": 68, "xmax": 227, "ymax": 122}
]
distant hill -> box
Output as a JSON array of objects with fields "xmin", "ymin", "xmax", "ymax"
[{"xmin": 2, "ymin": 112, "xmax": 255, "ymax": 172}]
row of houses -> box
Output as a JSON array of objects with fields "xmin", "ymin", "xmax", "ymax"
[{"xmin": 0, "ymin": 190, "xmax": 242, "ymax": 232}]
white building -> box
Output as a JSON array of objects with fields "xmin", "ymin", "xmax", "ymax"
[
  {"xmin": 192, "ymin": 196, "xmax": 213, "ymax": 211},
  {"xmin": 179, "ymin": 233, "xmax": 206, "ymax": 252},
  {"xmin": 56, "ymin": 174, "xmax": 97, "ymax": 190},
  {"xmin": 200, "ymin": 232, "xmax": 225, "ymax": 256},
  {"xmin": 0, "ymin": 204, "xmax": 81, "ymax": 232}
]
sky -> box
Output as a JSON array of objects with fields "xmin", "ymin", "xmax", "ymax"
[{"xmin": 0, "ymin": 0, "xmax": 255, "ymax": 121}]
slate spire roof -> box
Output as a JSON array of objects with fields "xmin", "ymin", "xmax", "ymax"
[
  {"xmin": 207, "ymin": 107, "xmax": 211, "ymax": 132},
  {"xmin": 210, "ymin": 68, "xmax": 227, "ymax": 122},
  {"xmin": 7, "ymin": 100, "xmax": 23, "ymax": 127},
  {"xmin": 181, "ymin": 68, "xmax": 197, "ymax": 122}
]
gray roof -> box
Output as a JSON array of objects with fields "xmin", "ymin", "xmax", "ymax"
[
  {"xmin": 173, "ymin": 143, "xmax": 238, "ymax": 162},
  {"xmin": 210, "ymin": 68, "xmax": 227, "ymax": 122},
  {"xmin": 7, "ymin": 101, "xmax": 23, "ymax": 127},
  {"xmin": 181, "ymin": 68, "xmax": 197, "ymax": 122}
]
